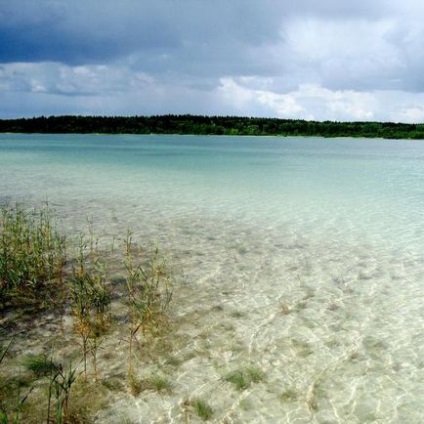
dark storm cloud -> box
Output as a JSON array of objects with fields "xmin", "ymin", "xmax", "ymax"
[
  {"xmin": 1, "ymin": 0, "xmax": 424, "ymax": 121},
  {"xmin": 0, "ymin": 0, "xmax": 385, "ymax": 65},
  {"xmin": 0, "ymin": 0, "xmax": 180, "ymax": 64}
]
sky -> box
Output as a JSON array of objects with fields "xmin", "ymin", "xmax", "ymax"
[{"xmin": 1, "ymin": 0, "xmax": 424, "ymax": 122}]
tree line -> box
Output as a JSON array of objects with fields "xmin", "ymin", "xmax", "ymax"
[{"xmin": 1, "ymin": 114, "xmax": 424, "ymax": 139}]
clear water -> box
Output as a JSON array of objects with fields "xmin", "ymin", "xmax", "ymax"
[{"xmin": 1, "ymin": 134, "xmax": 424, "ymax": 423}]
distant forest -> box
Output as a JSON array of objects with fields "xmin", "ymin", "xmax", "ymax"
[{"xmin": 1, "ymin": 115, "xmax": 424, "ymax": 139}]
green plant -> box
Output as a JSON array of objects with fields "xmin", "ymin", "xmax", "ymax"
[
  {"xmin": 193, "ymin": 398, "xmax": 214, "ymax": 421},
  {"xmin": 0, "ymin": 207, "xmax": 178, "ymax": 422},
  {"xmin": 0, "ymin": 342, "xmax": 35, "ymax": 424},
  {"xmin": 46, "ymin": 364, "xmax": 77, "ymax": 424},
  {"xmin": 0, "ymin": 384, "xmax": 34, "ymax": 424},
  {"xmin": 224, "ymin": 366, "xmax": 264, "ymax": 391},
  {"xmin": 0, "ymin": 203, "xmax": 66, "ymax": 309},
  {"xmin": 124, "ymin": 231, "xmax": 172, "ymax": 378},
  {"xmin": 24, "ymin": 354, "xmax": 61, "ymax": 378},
  {"xmin": 129, "ymin": 374, "xmax": 172, "ymax": 396},
  {"xmin": 146, "ymin": 374, "xmax": 172, "ymax": 394},
  {"xmin": 70, "ymin": 236, "xmax": 111, "ymax": 379},
  {"xmin": 246, "ymin": 366, "xmax": 264, "ymax": 383},
  {"xmin": 224, "ymin": 370, "xmax": 249, "ymax": 390}
]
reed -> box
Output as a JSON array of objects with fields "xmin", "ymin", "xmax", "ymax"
[
  {"xmin": 46, "ymin": 364, "xmax": 77, "ymax": 424},
  {"xmin": 1, "ymin": 206, "xmax": 176, "ymax": 422},
  {"xmin": 124, "ymin": 231, "xmax": 173, "ymax": 379},
  {"xmin": 70, "ymin": 236, "xmax": 111, "ymax": 379},
  {"xmin": 0, "ymin": 203, "xmax": 66, "ymax": 310}
]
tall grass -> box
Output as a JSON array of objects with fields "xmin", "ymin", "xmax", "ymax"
[
  {"xmin": 124, "ymin": 231, "xmax": 173, "ymax": 378},
  {"xmin": 1, "ymin": 204, "xmax": 175, "ymax": 422},
  {"xmin": 0, "ymin": 204, "xmax": 66, "ymax": 309},
  {"xmin": 70, "ymin": 236, "xmax": 111, "ymax": 379}
]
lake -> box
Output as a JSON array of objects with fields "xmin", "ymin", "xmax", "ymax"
[{"xmin": 1, "ymin": 133, "xmax": 424, "ymax": 422}]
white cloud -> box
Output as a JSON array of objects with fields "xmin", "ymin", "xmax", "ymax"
[
  {"xmin": 0, "ymin": 62, "xmax": 156, "ymax": 96},
  {"xmin": 282, "ymin": 17, "xmax": 405, "ymax": 91},
  {"xmin": 216, "ymin": 78, "xmax": 424, "ymax": 123}
]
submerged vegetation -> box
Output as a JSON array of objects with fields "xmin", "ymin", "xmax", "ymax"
[
  {"xmin": 0, "ymin": 205, "xmax": 66, "ymax": 310},
  {"xmin": 1, "ymin": 114, "xmax": 424, "ymax": 139},
  {"xmin": 1, "ymin": 201, "xmax": 403, "ymax": 421},
  {"xmin": 0, "ymin": 203, "xmax": 173, "ymax": 423},
  {"xmin": 0, "ymin": 203, "xmax": 275, "ymax": 423}
]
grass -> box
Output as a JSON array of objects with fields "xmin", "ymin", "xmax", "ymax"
[
  {"xmin": 0, "ymin": 203, "xmax": 273, "ymax": 422},
  {"xmin": 124, "ymin": 231, "xmax": 173, "ymax": 378},
  {"xmin": 24, "ymin": 354, "xmax": 61, "ymax": 378},
  {"xmin": 0, "ymin": 203, "xmax": 175, "ymax": 423},
  {"xmin": 182, "ymin": 398, "xmax": 214, "ymax": 422},
  {"xmin": 0, "ymin": 203, "xmax": 66, "ymax": 310},
  {"xmin": 223, "ymin": 365, "xmax": 265, "ymax": 391},
  {"xmin": 193, "ymin": 398, "xmax": 214, "ymax": 421},
  {"xmin": 70, "ymin": 236, "xmax": 112, "ymax": 379},
  {"xmin": 130, "ymin": 374, "xmax": 173, "ymax": 395}
]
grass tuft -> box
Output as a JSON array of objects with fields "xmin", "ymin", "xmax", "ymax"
[
  {"xmin": 24, "ymin": 354, "xmax": 61, "ymax": 378},
  {"xmin": 129, "ymin": 374, "xmax": 172, "ymax": 395},
  {"xmin": 193, "ymin": 398, "xmax": 214, "ymax": 421},
  {"xmin": 224, "ymin": 366, "xmax": 265, "ymax": 390}
]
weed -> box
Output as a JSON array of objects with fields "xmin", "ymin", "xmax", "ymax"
[
  {"xmin": 0, "ymin": 206, "xmax": 176, "ymax": 422},
  {"xmin": 182, "ymin": 398, "xmax": 214, "ymax": 422},
  {"xmin": 129, "ymin": 374, "xmax": 172, "ymax": 395},
  {"xmin": 70, "ymin": 236, "xmax": 111, "ymax": 379},
  {"xmin": 224, "ymin": 370, "xmax": 249, "ymax": 390},
  {"xmin": 246, "ymin": 366, "xmax": 264, "ymax": 383},
  {"xmin": 124, "ymin": 231, "xmax": 172, "ymax": 378},
  {"xmin": 0, "ymin": 204, "xmax": 66, "ymax": 310},
  {"xmin": 46, "ymin": 364, "xmax": 77, "ymax": 424},
  {"xmin": 193, "ymin": 398, "xmax": 214, "ymax": 421},
  {"xmin": 24, "ymin": 354, "xmax": 61, "ymax": 378},
  {"xmin": 224, "ymin": 366, "xmax": 264, "ymax": 390},
  {"xmin": 148, "ymin": 374, "xmax": 172, "ymax": 393}
]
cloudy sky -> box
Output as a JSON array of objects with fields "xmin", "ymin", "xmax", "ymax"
[{"xmin": 1, "ymin": 0, "xmax": 424, "ymax": 122}]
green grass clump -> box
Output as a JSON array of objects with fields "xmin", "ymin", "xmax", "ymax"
[
  {"xmin": 0, "ymin": 204, "xmax": 66, "ymax": 309},
  {"xmin": 147, "ymin": 375, "xmax": 172, "ymax": 393},
  {"xmin": 224, "ymin": 366, "xmax": 265, "ymax": 390},
  {"xmin": 181, "ymin": 398, "xmax": 214, "ymax": 422},
  {"xmin": 129, "ymin": 374, "xmax": 172, "ymax": 396},
  {"xmin": 24, "ymin": 354, "xmax": 61, "ymax": 378},
  {"xmin": 193, "ymin": 398, "xmax": 214, "ymax": 421}
]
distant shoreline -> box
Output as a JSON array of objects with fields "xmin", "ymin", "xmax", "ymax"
[{"xmin": 1, "ymin": 114, "xmax": 423, "ymax": 140}]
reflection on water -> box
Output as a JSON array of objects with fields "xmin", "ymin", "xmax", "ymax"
[{"xmin": 1, "ymin": 134, "xmax": 424, "ymax": 422}]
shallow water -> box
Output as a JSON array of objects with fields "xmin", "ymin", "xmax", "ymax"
[{"xmin": 1, "ymin": 134, "xmax": 424, "ymax": 422}]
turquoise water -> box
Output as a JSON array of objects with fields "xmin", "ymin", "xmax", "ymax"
[{"xmin": 1, "ymin": 134, "xmax": 424, "ymax": 422}]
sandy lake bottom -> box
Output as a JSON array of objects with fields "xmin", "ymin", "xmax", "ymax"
[{"xmin": 1, "ymin": 134, "xmax": 424, "ymax": 423}]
